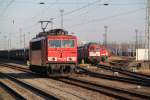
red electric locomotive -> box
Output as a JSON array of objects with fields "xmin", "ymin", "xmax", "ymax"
[
  {"xmin": 29, "ymin": 29, "xmax": 77, "ymax": 76},
  {"xmin": 78, "ymin": 43, "xmax": 101, "ymax": 65}
]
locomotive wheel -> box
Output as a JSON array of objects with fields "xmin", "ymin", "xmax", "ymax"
[
  {"xmin": 46, "ymin": 66, "xmax": 54, "ymax": 77},
  {"xmin": 70, "ymin": 65, "xmax": 75, "ymax": 73},
  {"xmin": 60, "ymin": 66, "xmax": 64, "ymax": 74}
]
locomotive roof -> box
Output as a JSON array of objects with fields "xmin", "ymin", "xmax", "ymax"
[
  {"xmin": 78, "ymin": 42, "xmax": 100, "ymax": 48},
  {"xmin": 84, "ymin": 42, "xmax": 99, "ymax": 46},
  {"xmin": 31, "ymin": 29, "xmax": 76, "ymax": 42},
  {"xmin": 87, "ymin": 42, "xmax": 99, "ymax": 45},
  {"xmin": 36, "ymin": 29, "xmax": 69, "ymax": 37}
]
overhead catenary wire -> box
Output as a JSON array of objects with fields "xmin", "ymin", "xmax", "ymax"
[
  {"xmin": 21, "ymin": 0, "xmax": 59, "ymax": 30},
  {"xmin": 0, "ymin": 1, "xmax": 146, "ymax": 35},
  {"xmin": 30, "ymin": 0, "xmax": 59, "ymax": 20},
  {"xmin": 63, "ymin": 0, "xmax": 101, "ymax": 16},
  {"xmin": 22, "ymin": 0, "xmax": 101, "ymax": 31},
  {"xmin": 67, "ymin": 7, "xmax": 146, "ymax": 28},
  {"xmin": 108, "ymin": 2, "xmax": 146, "ymax": 6},
  {"xmin": 22, "ymin": 0, "xmax": 145, "ymax": 31},
  {"xmin": 0, "ymin": 0, "xmax": 146, "ymax": 50},
  {"xmin": 0, "ymin": 0, "xmax": 15, "ymax": 16},
  {"xmin": 20, "ymin": 0, "xmax": 102, "ymax": 41}
]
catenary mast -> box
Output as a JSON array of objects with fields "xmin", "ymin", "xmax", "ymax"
[{"xmin": 147, "ymin": 0, "xmax": 150, "ymax": 68}]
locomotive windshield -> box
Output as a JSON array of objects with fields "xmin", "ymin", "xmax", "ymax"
[
  {"xmin": 62, "ymin": 40, "xmax": 74, "ymax": 48},
  {"xmin": 49, "ymin": 40, "xmax": 75, "ymax": 48},
  {"xmin": 49, "ymin": 40, "xmax": 61, "ymax": 48},
  {"xmin": 96, "ymin": 48, "xmax": 100, "ymax": 51},
  {"xmin": 89, "ymin": 46, "xmax": 100, "ymax": 52}
]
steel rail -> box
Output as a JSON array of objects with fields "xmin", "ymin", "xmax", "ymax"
[
  {"xmin": 3, "ymin": 63, "xmax": 150, "ymax": 87},
  {"xmin": 0, "ymin": 63, "xmax": 30, "ymax": 72},
  {"xmin": 0, "ymin": 81, "xmax": 26, "ymax": 100},
  {"xmin": 77, "ymin": 67, "xmax": 150, "ymax": 87},
  {"xmin": 0, "ymin": 63, "xmax": 87, "ymax": 100},
  {"xmin": 58, "ymin": 77, "xmax": 150, "ymax": 100},
  {"xmin": 2, "ymin": 63, "xmax": 150, "ymax": 99},
  {"xmin": 97, "ymin": 64, "xmax": 150, "ymax": 82},
  {"xmin": 0, "ymin": 72, "xmax": 59, "ymax": 100}
]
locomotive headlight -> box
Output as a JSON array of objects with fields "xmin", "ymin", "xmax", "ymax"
[
  {"xmin": 48, "ymin": 57, "xmax": 57, "ymax": 61},
  {"xmin": 52, "ymin": 58, "xmax": 55, "ymax": 60},
  {"xmin": 67, "ymin": 57, "xmax": 76, "ymax": 61},
  {"xmin": 69, "ymin": 58, "xmax": 72, "ymax": 60},
  {"xmin": 89, "ymin": 52, "xmax": 100, "ymax": 56}
]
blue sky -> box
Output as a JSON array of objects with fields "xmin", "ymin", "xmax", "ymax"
[{"xmin": 0, "ymin": 0, "xmax": 147, "ymax": 49}]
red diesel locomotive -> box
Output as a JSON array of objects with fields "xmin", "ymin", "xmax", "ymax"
[
  {"xmin": 78, "ymin": 43, "xmax": 101, "ymax": 65},
  {"xmin": 29, "ymin": 29, "xmax": 77, "ymax": 76},
  {"xmin": 78, "ymin": 43, "xmax": 108, "ymax": 65}
]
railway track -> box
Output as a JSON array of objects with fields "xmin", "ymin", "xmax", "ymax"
[
  {"xmin": 4, "ymin": 63, "xmax": 150, "ymax": 87},
  {"xmin": 0, "ymin": 63, "xmax": 91, "ymax": 100},
  {"xmin": 58, "ymin": 76, "xmax": 150, "ymax": 100},
  {"xmin": 0, "ymin": 71, "xmax": 59, "ymax": 100},
  {"xmin": 0, "ymin": 81, "xmax": 25, "ymax": 100},
  {"xmin": 1, "ymin": 63, "xmax": 150, "ymax": 99},
  {"xmin": 97, "ymin": 64, "xmax": 150, "ymax": 83},
  {"xmin": 77, "ymin": 67, "xmax": 150, "ymax": 87}
]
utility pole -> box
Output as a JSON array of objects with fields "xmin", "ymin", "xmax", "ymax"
[
  {"xmin": 0, "ymin": 32, "xmax": 1, "ymax": 50},
  {"xmin": 147, "ymin": 0, "xmax": 150, "ymax": 68},
  {"xmin": 28, "ymin": 32, "xmax": 30, "ymax": 42},
  {"xmin": 19, "ymin": 28, "xmax": 22, "ymax": 48},
  {"xmin": 60, "ymin": 9, "xmax": 64, "ymax": 29},
  {"xmin": 103, "ymin": 26, "xmax": 108, "ymax": 48},
  {"xmin": 7, "ymin": 33, "xmax": 12, "ymax": 60},
  {"xmin": 135, "ymin": 29, "xmax": 138, "ymax": 60},
  {"xmin": 9, "ymin": 33, "xmax": 11, "ymax": 50},
  {"xmin": 4, "ymin": 36, "xmax": 7, "ymax": 50},
  {"xmin": 23, "ymin": 34, "xmax": 25, "ymax": 50},
  {"xmin": 23, "ymin": 33, "xmax": 26, "ymax": 62}
]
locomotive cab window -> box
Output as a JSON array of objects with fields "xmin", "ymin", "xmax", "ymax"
[
  {"xmin": 48, "ymin": 40, "xmax": 75, "ymax": 48},
  {"xmin": 89, "ymin": 46, "xmax": 100, "ymax": 52},
  {"xmin": 89, "ymin": 47, "xmax": 95, "ymax": 51},
  {"xmin": 96, "ymin": 48, "xmax": 100, "ymax": 51},
  {"xmin": 62, "ymin": 40, "xmax": 74, "ymax": 48},
  {"xmin": 48, "ymin": 40, "xmax": 61, "ymax": 48},
  {"xmin": 31, "ymin": 41, "xmax": 42, "ymax": 50}
]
